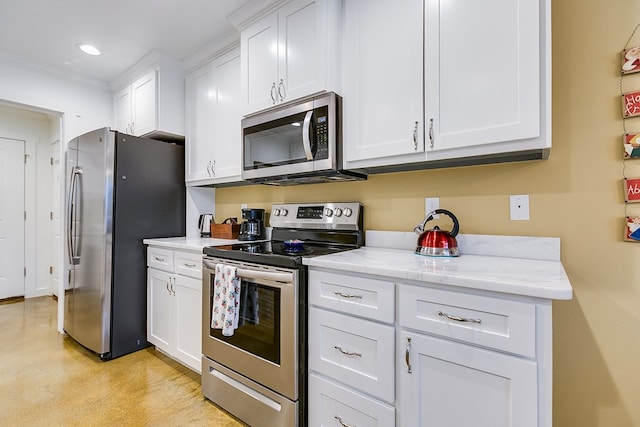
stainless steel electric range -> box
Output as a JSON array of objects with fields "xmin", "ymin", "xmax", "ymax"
[{"xmin": 201, "ymin": 202, "xmax": 363, "ymax": 427}]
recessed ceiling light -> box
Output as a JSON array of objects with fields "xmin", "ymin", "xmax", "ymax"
[{"xmin": 76, "ymin": 43, "xmax": 101, "ymax": 56}]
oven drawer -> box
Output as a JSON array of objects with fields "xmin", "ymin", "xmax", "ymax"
[
  {"xmin": 309, "ymin": 373, "xmax": 395, "ymax": 427},
  {"xmin": 309, "ymin": 307, "xmax": 395, "ymax": 403},
  {"xmin": 398, "ymin": 284, "xmax": 536, "ymax": 358},
  {"xmin": 147, "ymin": 247, "xmax": 174, "ymax": 272},
  {"xmin": 174, "ymin": 251, "xmax": 202, "ymax": 279},
  {"xmin": 308, "ymin": 269, "xmax": 395, "ymax": 323}
]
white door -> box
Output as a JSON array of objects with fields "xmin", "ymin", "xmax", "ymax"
[{"xmin": 0, "ymin": 137, "xmax": 25, "ymax": 299}]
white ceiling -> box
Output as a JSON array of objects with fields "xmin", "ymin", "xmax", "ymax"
[{"xmin": 0, "ymin": 0, "xmax": 251, "ymax": 84}]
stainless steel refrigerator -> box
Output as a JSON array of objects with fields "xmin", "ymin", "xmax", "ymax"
[{"xmin": 64, "ymin": 127, "xmax": 185, "ymax": 359}]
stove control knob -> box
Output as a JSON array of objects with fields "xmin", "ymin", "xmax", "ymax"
[
  {"xmin": 324, "ymin": 207, "xmax": 334, "ymax": 217},
  {"xmin": 281, "ymin": 209, "xmax": 288, "ymax": 216},
  {"xmin": 334, "ymin": 208, "xmax": 343, "ymax": 217},
  {"xmin": 273, "ymin": 208, "xmax": 281, "ymax": 216},
  {"xmin": 344, "ymin": 207, "xmax": 353, "ymax": 217}
]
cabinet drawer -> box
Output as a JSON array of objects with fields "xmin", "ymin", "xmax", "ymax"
[
  {"xmin": 309, "ymin": 307, "xmax": 395, "ymax": 403},
  {"xmin": 309, "ymin": 373, "xmax": 395, "ymax": 427},
  {"xmin": 174, "ymin": 251, "xmax": 202, "ymax": 279},
  {"xmin": 398, "ymin": 284, "xmax": 536, "ymax": 357},
  {"xmin": 309, "ymin": 269, "xmax": 395, "ymax": 323},
  {"xmin": 147, "ymin": 247, "xmax": 174, "ymax": 272}
]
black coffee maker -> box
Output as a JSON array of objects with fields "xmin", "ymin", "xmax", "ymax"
[{"xmin": 238, "ymin": 208, "xmax": 265, "ymax": 241}]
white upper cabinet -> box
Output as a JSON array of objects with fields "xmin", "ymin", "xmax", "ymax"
[
  {"xmin": 185, "ymin": 47, "xmax": 242, "ymax": 185},
  {"xmin": 343, "ymin": 0, "xmax": 425, "ymax": 168},
  {"xmin": 424, "ymin": 0, "xmax": 547, "ymax": 160},
  {"xmin": 111, "ymin": 52, "xmax": 185, "ymax": 140},
  {"xmin": 342, "ymin": 0, "xmax": 550, "ymax": 170},
  {"xmin": 239, "ymin": 0, "xmax": 341, "ymax": 115}
]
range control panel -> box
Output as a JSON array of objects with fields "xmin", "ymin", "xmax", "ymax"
[{"xmin": 270, "ymin": 202, "xmax": 362, "ymax": 230}]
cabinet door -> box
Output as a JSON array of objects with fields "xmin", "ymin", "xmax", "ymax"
[
  {"xmin": 424, "ymin": 0, "xmax": 541, "ymax": 154},
  {"xmin": 174, "ymin": 275, "xmax": 202, "ymax": 373},
  {"xmin": 397, "ymin": 331, "xmax": 538, "ymax": 427},
  {"xmin": 241, "ymin": 12, "xmax": 279, "ymax": 113},
  {"xmin": 277, "ymin": 0, "xmax": 325, "ymax": 104},
  {"xmin": 147, "ymin": 268, "xmax": 173, "ymax": 354},
  {"xmin": 343, "ymin": 0, "xmax": 424, "ymax": 166},
  {"xmin": 210, "ymin": 49, "xmax": 242, "ymax": 180},
  {"xmin": 113, "ymin": 85, "xmax": 131, "ymax": 134},
  {"xmin": 131, "ymin": 69, "xmax": 158, "ymax": 136},
  {"xmin": 185, "ymin": 63, "xmax": 215, "ymax": 182}
]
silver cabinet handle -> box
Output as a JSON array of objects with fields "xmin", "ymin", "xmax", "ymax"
[
  {"xmin": 405, "ymin": 337, "xmax": 412, "ymax": 373},
  {"xmin": 413, "ymin": 121, "xmax": 418, "ymax": 150},
  {"xmin": 334, "ymin": 291, "xmax": 362, "ymax": 299},
  {"xmin": 334, "ymin": 346, "xmax": 362, "ymax": 357},
  {"xmin": 428, "ymin": 118, "xmax": 434, "ymax": 148},
  {"xmin": 334, "ymin": 415, "xmax": 355, "ymax": 427},
  {"xmin": 277, "ymin": 78, "xmax": 286, "ymax": 102},
  {"xmin": 154, "ymin": 257, "xmax": 165, "ymax": 262},
  {"xmin": 183, "ymin": 263, "xmax": 197, "ymax": 268},
  {"xmin": 438, "ymin": 310, "xmax": 481, "ymax": 324},
  {"xmin": 166, "ymin": 281, "xmax": 171, "ymax": 295},
  {"xmin": 169, "ymin": 277, "xmax": 176, "ymax": 295},
  {"xmin": 270, "ymin": 82, "xmax": 277, "ymax": 104},
  {"xmin": 302, "ymin": 110, "xmax": 314, "ymax": 160},
  {"xmin": 131, "ymin": 121, "xmax": 135, "ymax": 135},
  {"xmin": 212, "ymin": 160, "xmax": 216, "ymax": 177}
]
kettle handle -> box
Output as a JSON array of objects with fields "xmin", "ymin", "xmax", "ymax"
[
  {"xmin": 198, "ymin": 215, "xmax": 203, "ymax": 229},
  {"xmin": 417, "ymin": 209, "xmax": 460, "ymax": 237}
]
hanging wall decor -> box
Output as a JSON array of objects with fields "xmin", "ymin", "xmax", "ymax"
[
  {"xmin": 624, "ymin": 177, "xmax": 640, "ymax": 202},
  {"xmin": 625, "ymin": 217, "xmax": 640, "ymax": 241},
  {"xmin": 623, "ymin": 132, "xmax": 640, "ymax": 158},
  {"xmin": 622, "ymin": 90, "xmax": 640, "ymax": 118},
  {"xmin": 622, "ymin": 45, "xmax": 640, "ymax": 74}
]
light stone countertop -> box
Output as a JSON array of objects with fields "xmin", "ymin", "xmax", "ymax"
[
  {"xmin": 142, "ymin": 236, "xmax": 244, "ymax": 252},
  {"xmin": 303, "ymin": 231, "xmax": 573, "ymax": 300}
]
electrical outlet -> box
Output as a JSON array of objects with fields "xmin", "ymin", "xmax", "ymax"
[
  {"xmin": 241, "ymin": 204, "xmax": 247, "ymax": 209},
  {"xmin": 425, "ymin": 197, "xmax": 440, "ymax": 217},
  {"xmin": 510, "ymin": 194, "xmax": 530, "ymax": 220}
]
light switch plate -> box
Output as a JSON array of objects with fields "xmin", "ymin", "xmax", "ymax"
[
  {"xmin": 425, "ymin": 197, "xmax": 440, "ymax": 217},
  {"xmin": 510, "ymin": 194, "xmax": 530, "ymax": 220}
]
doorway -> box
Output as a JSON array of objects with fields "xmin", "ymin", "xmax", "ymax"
[{"xmin": 0, "ymin": 103, "xmax": 62, "ymax": 299}]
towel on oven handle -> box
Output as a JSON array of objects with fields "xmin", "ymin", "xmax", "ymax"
[{"xmin": 211, "ymin": 264, "xmax": 241, "ymax": 336}]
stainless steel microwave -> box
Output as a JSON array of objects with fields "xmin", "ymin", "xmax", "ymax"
[{"xmin": 241, "ymin": 92, "xmax": 366, "ymax": 185}]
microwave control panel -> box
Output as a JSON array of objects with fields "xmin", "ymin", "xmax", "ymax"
[{"xmin": 314, "ymin": 107, "xmax": 329, "ymax": 160}]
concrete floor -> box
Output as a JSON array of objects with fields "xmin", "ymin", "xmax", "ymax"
[{"xmin": 0, "ymin": 296, "xmax": 246, "ymax": 426}]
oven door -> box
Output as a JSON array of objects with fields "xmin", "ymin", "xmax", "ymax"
[{"xmin": 202, "ymin": 257, "xmax": 299, "ymax": 400}]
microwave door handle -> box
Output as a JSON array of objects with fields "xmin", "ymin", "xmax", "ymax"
[{"xmin": 302, "ymin": 110, "xmax": 314, "ymax": 161}]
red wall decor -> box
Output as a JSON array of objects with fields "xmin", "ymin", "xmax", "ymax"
[
  {"xmin": 624, "ymin": 177, "xmax": 640, "ymax": 202},
  {"xmin": 622, "ymin": 45, "xmax": 640, "ymax": 74},
  {"xmin": 622, "ymin": 90, "xmax": 640, "ymax": 118}
]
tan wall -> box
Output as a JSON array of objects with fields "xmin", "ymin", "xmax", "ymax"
[{"xmin": 215, "ymin": 0, "xmax": 640, "ymax": 424}]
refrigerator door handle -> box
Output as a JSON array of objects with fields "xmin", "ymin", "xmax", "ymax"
[{"xmin": 67, "ymin": 166, "xmax": 83, "ymax": 265}]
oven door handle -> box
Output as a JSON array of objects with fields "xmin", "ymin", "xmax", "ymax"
[{"xmin": 203, "ymin": 259, "xmax": 294, "ymax": 283}]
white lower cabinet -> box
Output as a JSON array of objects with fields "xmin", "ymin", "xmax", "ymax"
[
  {"xmin": 146, "ymin": 246, "xmax": 202, "ymax": 373},
  {"xmin": 308, "ymin": 268, "xmax": 553, "ymax": 427},
  {"xmin": 397, "ymin": 331, "xmax": 538, "ymax": 427}
]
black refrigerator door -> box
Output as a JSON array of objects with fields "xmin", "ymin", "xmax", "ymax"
[{"xmin": 109, "ymin": 133, "xmax": 185, "ymax": 359}]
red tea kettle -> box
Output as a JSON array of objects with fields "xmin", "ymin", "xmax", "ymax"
[{"xmin": 414, "ymin": 209, "xmax": 460, "ymax": 257}]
